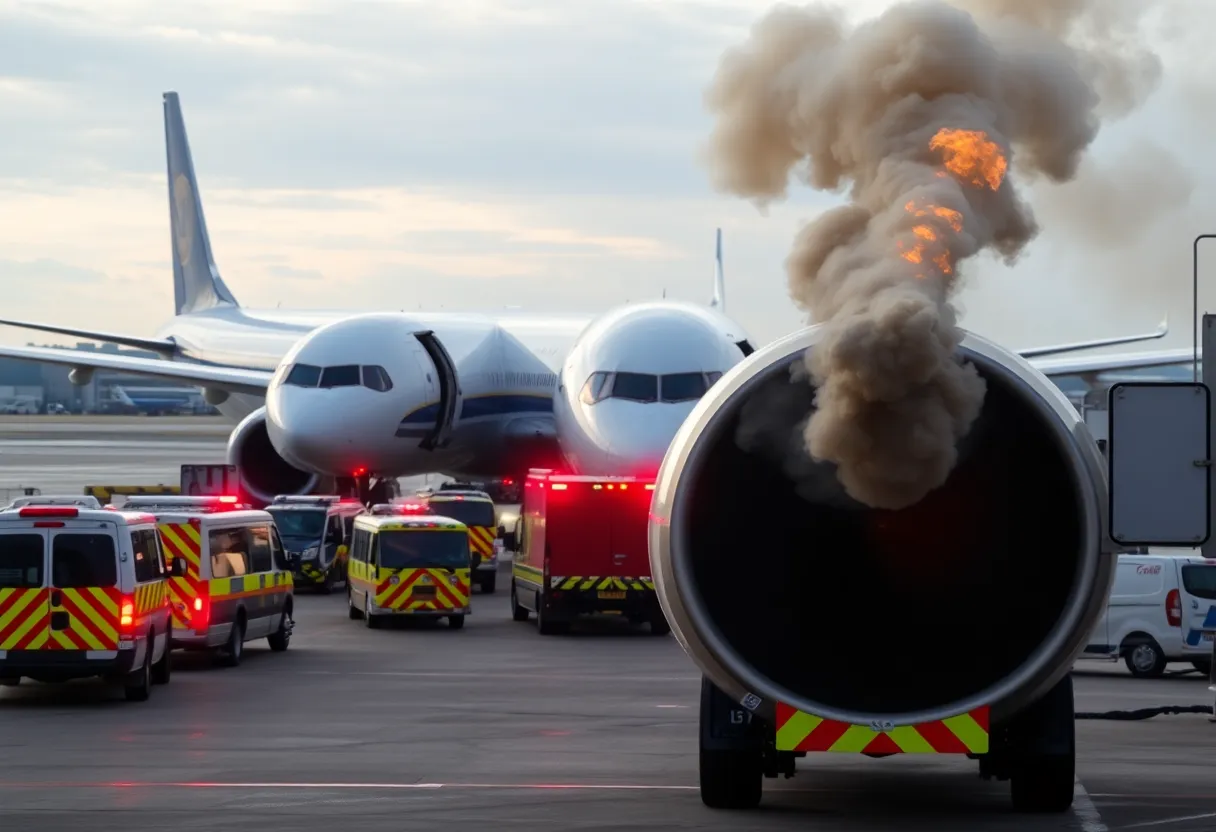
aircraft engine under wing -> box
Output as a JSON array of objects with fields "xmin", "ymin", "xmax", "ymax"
[{"xmin": 0, "ymin": 343, "xmax": 271, "ymax": 395}]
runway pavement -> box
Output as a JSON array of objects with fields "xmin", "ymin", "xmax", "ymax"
[{"xmin": 1, "ymin": 417, "xmax": 1215, "ymax": 830}]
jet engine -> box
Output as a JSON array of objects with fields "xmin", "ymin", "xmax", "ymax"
[
  {"xmin": 648, "ymin": 325, "xmax": 1118, "ymax": 810},
  {"xmin": 227, "ymin": 406, "xmax": 321, "ymax": 505}
]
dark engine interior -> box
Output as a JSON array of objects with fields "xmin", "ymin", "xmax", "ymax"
[
  {"xmin": 685, "ymin": 355, "xmax": 1084, "ymax": 715},
  {"xmin": 235, "ymin": 418, "xmax": 314, "ymax": 498}
]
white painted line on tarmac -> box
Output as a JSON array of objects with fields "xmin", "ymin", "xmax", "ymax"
[
  {"xmin": 297, "ymin": 670, "xmax": 701, "ymax": 683},
  {"xmin": 27, "ymin": 782, "xmax": 700, "ymax": 792},
  {"xmin": 1120, "ymin": 811, "xmax": 1216, "ymax": 828},
  {"xmin": 1074, "ymin": 779, "xmax": 1109, "ymax": 832}
]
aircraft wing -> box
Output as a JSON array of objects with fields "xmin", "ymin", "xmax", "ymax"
[
  {"xmin": 1017, "ymin": 316, "xmax": 1169, "ymax": 359},
  {"xmin": 0, "ymin": 343, "xmax": 271, "ymax": 395},
  {"xmin": 1030, "ymin": 347, "xmax": 1196, "ymax": 378},
  {"xmin": 0, "ymin": 318, "xmax": 177, "ymax": 354}
]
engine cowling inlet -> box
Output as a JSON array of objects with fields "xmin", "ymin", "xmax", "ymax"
[
  {"xmin": 648, "ymin": 326, "xmax": 1113, "ymax": 728},
  {"xmin": 227, "ymin": 406, "xmax": 321, "ymax": 505}
]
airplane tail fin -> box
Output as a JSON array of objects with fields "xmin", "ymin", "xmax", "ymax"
[
  {"xmin": 709, "ymin": 228, "xmax": 725, "ymax": 312},
  {"xmin": 163, "ymin": 91, "xmax": 239, "ymax": 316}
]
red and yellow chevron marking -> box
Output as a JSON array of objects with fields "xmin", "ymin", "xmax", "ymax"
[
  {"xmin": 0, "ymin": 588, "xmax": 49, "ymax": 650},
  {"xmin": 468, "ymin": 526, "xmax": 496, "ymax": 557},
  {"xmin": 159, "ymin": 521, "xmax": 203, "ymax": 629},
  {"xmin": 373, "ymin": 568, "xmax": 470, "ymax": 612},
  {"xmin": 51, "ymin": 587, "xmax": 121, "ymax": 651},
  {"xmin": 775, "ymin": 703, "xmax": 989, "ymax": 754},
  {"xmin": 134, "ymin": 582, "xmax": 168, "ymax": 617}
]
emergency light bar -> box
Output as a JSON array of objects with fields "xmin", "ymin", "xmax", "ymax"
[
  {"xmin": 121, "ymin": 495, "xmax": 250, "ymax": 510},
  {"xmin": 271, "ymin": 495, "xmax": 343, "ymax": 505},
  {"xmin": 7, "ymin": 495, "xmax": 102, "ymax": 509},
  {"xmin": 18, "ymin": 506, "xmax": 79, "ymax": 517},
  {"xmin": 371, "ymin": 502, "xmax": 431, "ymax": 515}
]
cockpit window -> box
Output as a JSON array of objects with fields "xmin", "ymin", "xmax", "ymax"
[
  {"xmin": 610, "ymin": 372, "xmax": 658, "ymax": 403},
  {"xmin": 320, "ymin": 365, "xmax": 361, "ymax": 388},
  {"xmin": 285, "ymin": 364, "xmax": 322, "ymax": 387},
  {"xmin": 706, "ymin": 371, "xmax": 723, "ymax": 386},
  {"xmin": 579, "ymin": 372, "xmax": 612, "ymax": 405},
  {"xmin": 362, "ymin": 365, "xmax": 394, "ymax": 392},
  {"xmin": 659, "ymin": 373, "xmax": 708, "ymax": 402}
]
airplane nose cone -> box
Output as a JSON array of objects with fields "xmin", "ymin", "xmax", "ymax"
[
  {"xmin": 267, "ymin": 387, "xmax": 390, "ymax": 475},
  {"xmin": 596, "ymin": 403, "xmax": 694, "ymax": 476}
]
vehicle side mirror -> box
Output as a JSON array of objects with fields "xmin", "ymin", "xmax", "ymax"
[{"xmin": 170, "ymin": 558, "xmax": 185, "ymax": 577}]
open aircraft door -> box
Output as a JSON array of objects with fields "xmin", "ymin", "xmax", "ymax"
[{"xmin": 414, "ymin": 331, "xmax": 462, "ymax": 451}]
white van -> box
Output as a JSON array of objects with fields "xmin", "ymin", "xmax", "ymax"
[{"xmin": 1081, "ymin": 553, "xmax": 1216, "ymax": 677}]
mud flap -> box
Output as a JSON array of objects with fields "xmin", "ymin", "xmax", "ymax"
[{"xmin": 700, "ymin": 677, "xmax": 767, "ymax": 752}]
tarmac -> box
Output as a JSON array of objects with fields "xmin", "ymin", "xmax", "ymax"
[{"xmin": 1, "ymin": 416, "xmax": 1215, "ymax": 830}]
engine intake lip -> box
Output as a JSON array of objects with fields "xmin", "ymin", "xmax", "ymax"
[{"xmin": 649, "ymin": 325, "xmax": 1110, "ymax": 726}]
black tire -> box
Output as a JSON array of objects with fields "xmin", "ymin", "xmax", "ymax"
[
  {"xmin": 449, "ymin": 614, "xmax": 466, "ymax": 630},
  {"xmin": 151, "ymin": 631, "xmax": 171, "ymax": 685},
  {"xmin": 650, "ymin": 612, "xmax": 671, "ymax": 636},
  {"xmin": 348, "ymin": 586, "xmax": 362, "ymax": 620},
  {"xmin": 318, "ymin": 568, "xmax": 334, "ymax": 595},
  {"xmin": 1010, "ymin": 755, "xmax": 1075, "ymax": 813},
  {"xmin": 221, "ymin": 617, "xmax": 245, "ymax": 667},
  {"xmin": 699, "ymin": 747, "xmax": 763, "ymax": 809},
  {"xmin": 268, "ymin": 605, "xmax": 292, "ymax": 652},
  {"xmin": 479, "ymin": 571, "xmax": 497, "ymax": 594},
  {"xmin": 537, "ymin": 598, "xmax": 568, "ymax": 635},
  {"xmin": 1192, "ymin": 658, "xmax": 1212, "ymax": 676},
  {"xmin": 1123, "ymin": 636, "xmax": 1167, "ymax": 678},
  {"xmin": 365, "ymin": 597, "xmax": 380, "ymax": 629},
  {"xmin": 124, "ymin": 644, "xmax": 153, "ymax": 702},
  {"xmin": 511, "ymin": 582, "xmax": 529, "ymax": 622}
]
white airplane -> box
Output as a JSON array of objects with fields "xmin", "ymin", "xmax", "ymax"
[{"xmin": 0, "ymin": 92, "xmax": 1176, "ymax": 505}]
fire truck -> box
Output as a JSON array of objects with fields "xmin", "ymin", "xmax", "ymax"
[{"xmin": 506, "ymin": 469, "xmax": 669, "ymax": 636}]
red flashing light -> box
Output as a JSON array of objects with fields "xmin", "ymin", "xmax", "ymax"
[
  {"xmin": 503, "ymin": 478, "xmax": 514, "ymax": 485},
  {"xmin": 353, "ymin": 467, "xmax": 368, "ymax": 477},
  {"xmin": 191, "ymin": 595, "xmax": 210, "ymax": 631},
  {"xmin": 1166, "ymin": 589, "xmax": 1182, "ymax": 627},
  {"xmin": 19, "ymin": 506, "xmax": 78, "ymax": 518},
  {"xmin": 33, "ymin": 521, "xmax": 65, "ymax": 528},
  {"xmin": 550, "ymin": 483, "xmax": 567, "ymax": 491},
  {"xmin": 217, "ymin": 495, "xmax": 238, "ymax": 504}
]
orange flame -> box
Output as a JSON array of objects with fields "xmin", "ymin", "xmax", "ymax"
[
  {"xmin": 929, "ymin": 128, "xmax": 1007, "ymax": 191},
  {"xmin": 899, "ymin": 201, "xmax": 964, "ymax": 277}
]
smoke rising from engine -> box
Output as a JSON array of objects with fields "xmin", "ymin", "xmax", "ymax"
[{"xmin": 707, "ymin": 0, "xmax": 1160, "ymax": 509}]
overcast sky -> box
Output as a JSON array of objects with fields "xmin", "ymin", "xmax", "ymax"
[{"xmin": 0, "ymin": 0, "xmax": 1212, "ymax": 352}]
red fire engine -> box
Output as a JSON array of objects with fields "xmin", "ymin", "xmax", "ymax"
[{"xmin": 507, "ymin": 469, "xmax": 669, "ymax": 636}]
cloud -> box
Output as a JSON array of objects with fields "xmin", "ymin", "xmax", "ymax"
[{"xmin": 0, "ymin": 257, "xmax": 105, "ymax": 283}]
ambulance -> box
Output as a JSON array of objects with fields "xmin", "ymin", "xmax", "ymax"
[
  {"xmin": 265, "ymin": 495, "xmax": 365, "ymax": 592},
  {"xmin": 507, "ymin": 470, "xmax": 669, "ymax": 636},
  {"xmin": 420, "ymin": 488, "xmax": 501, "ymax": 594},
  {"xmin": 0, "ymin": 503, "xmax": 175, "ymax": 701},
  {"xmin": 347, "ymin": 512, "xmax": 471, "ymax": 629},
  {"xmin": 123, "ymin": 495, "xmax": 295, "ymax": 666}
]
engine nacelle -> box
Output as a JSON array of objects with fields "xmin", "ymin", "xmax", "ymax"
[
  {"xmin": 227, "ymin": 406, "xmax": 322, "ymax": 505},
  {"xmin": 648, "ymin": 326, "xmax": 1113, "ymax": 728}
]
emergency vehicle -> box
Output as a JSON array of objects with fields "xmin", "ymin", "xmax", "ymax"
[
  {"xmin": 266, "ymin": 495, "xmax": 364, "ymax": 592},
  {"xmin": 347, "ymin": 512, "xmax": 471, "ymax": 629},
  {"xmin": 5, "ymin": 495, "xmax": 102, "ymax": 510},
  {"xmin": 0, "ymin": 503, "xmax": 175, "ymax": 701},
  {"xmin": 123, "ymin": 495, "xmax": 295, "ymax": 665},
  {"xmin": 419, "ymin": 489, "xmax": 501, "ymax": 594},
  {"xmin": 508, "ymin": 470, "xmax": 669, "ymax": 636}
]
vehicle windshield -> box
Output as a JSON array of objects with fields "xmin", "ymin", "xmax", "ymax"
[
  {"xmin": 427, "ymin": 500, "xmax": 495, "ymax": 528},
  {"xmin": 0, "ymin": 533, "xmax": 43, "ymax": 588},
  {"xmin": 378, "ymin": 530, "xmax": 470, "ymax": 569},
  {"xmin": 1182, "ymin": 564, "xmax": 1216, "ymax": 600},
  {"xmin": 267, "ymin": 508, "xmax": 327, "ymax": 540}
]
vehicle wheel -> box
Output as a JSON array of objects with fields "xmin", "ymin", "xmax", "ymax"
[
  {"xmin": 220, "ymin": 618, "xmax": 245, "ymax": 667},
  {"xmin": 449, "ymin": 614, "xmax": 466, "ymax": 630},
  {"xmin": 124, "ymin": 644, "xmax": 153, "ymax": 702},
  {"xmin": 1123, "ymin": 636, "xmax": 1167, "ymax": 678},
  {"xmin": 699, "ymin": 747, "xmax": 762, "ymax": 809},
  {"xmin": 268, "ymin": 605, "xmax": 292, "ymax": 652},
  {"xmin": 1010, "ymin": 754, "xmax": 1075, "ymax": 813},
  {"xmin": 511, "ymin": 582, "xmax": 530, "ymax": 622},
  {"xmin": 151, "ymin": 630, "xmax": 172, "ymax": 685},
  {"xmin": 1192, "ymin": 658, "xmax": 1212, "ymax": 676},
  {"xmin": 319, "ymin": 569, "xmax": 335, "ymax": 595},
  {"xmin": 480, "ymin": 571, "xmax": 497, "ymax": 594},
  {"xmin": 537, "ymin": 601, "xmax": 568, "ymax": 636},
  {"xmin": 348, "ymin": 586, "xmax": 362, "ymax": 620},
  {"xmin": 364, "ymin": 597, "xmax": 380, "ymax": 629},
  {"xmin": 650, "ymin": 612, "xmax": 671, "ymax": 636}
]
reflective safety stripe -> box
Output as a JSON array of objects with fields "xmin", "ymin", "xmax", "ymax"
[
  {"xmin": 0, "ymin": 588, "xmax": 49, "ymax": 650},
  {"xmin": 467, "ymin": 526, "xmax": 495, "ymax": 557},
  {"xmin": 52, "ymin": 587, "xmax": 121, "ymax": 651},
  {"xmin": 134, "ymin": 582, "xmax": 167, "ymax": 617},
  {"xmin": 549, "ymin": 576, "xmax": 655, "ymax": 591},
  {"xmin": 209, "ymin": 572, "xmax": 292, "ymax": 599},
  {"xmin": 373, "ymin": 568, "xmax": 470, "ymax": 611},
  {"xmin": 158, "ymin": 521, "xmax": 203, "ymax": 630},
  {"xmin": 774, "ymin": 703, "xmax": 989, "ymax": 754}
]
